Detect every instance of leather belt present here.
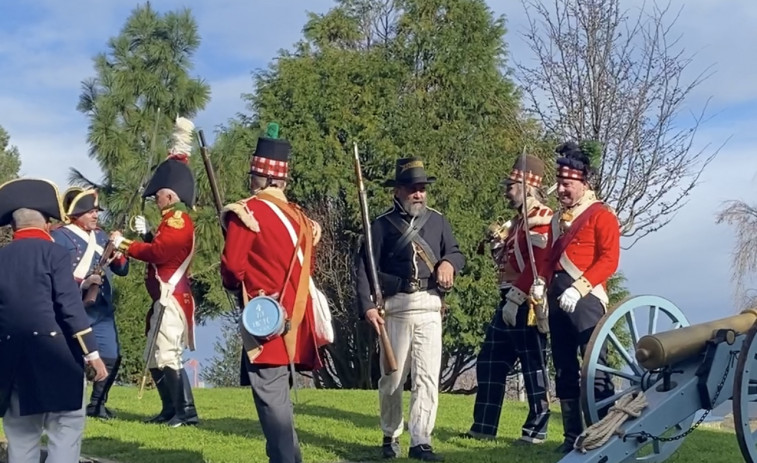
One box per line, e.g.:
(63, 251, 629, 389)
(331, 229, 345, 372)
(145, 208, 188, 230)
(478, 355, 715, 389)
(400, 277, 434, 294)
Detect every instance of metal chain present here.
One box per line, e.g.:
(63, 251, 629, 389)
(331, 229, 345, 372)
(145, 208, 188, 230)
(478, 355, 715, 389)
(624, 350, 738, 443)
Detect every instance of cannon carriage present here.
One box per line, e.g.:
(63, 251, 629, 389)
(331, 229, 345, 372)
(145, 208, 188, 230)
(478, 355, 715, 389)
(559, 295, 757, 463)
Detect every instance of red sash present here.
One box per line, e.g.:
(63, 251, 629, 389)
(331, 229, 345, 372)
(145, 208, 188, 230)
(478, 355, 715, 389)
(547, 202, 604, 281)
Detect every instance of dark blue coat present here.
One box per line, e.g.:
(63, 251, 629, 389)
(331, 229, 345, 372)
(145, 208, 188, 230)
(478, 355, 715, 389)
(0, 232, 98, 416)
(51, 225, 129, 359)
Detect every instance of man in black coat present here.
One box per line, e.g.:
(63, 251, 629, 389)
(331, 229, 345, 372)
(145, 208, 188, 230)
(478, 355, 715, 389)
(0, 178, 107, 463)
(356, 157, 465, 462)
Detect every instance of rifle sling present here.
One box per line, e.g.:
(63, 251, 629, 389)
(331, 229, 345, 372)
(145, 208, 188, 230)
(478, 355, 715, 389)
(385, 212, 438, 272)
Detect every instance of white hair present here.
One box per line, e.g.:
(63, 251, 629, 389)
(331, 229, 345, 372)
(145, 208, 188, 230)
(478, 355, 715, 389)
(10, 208, 47, 230)
(157, 188, 181, 205)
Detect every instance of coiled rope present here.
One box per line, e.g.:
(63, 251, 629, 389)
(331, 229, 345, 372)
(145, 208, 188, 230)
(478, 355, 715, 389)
(574, 391, 648, 453)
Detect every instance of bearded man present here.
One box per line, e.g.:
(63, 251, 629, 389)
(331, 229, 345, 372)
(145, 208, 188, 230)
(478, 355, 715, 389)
(355, 157, 465, 462)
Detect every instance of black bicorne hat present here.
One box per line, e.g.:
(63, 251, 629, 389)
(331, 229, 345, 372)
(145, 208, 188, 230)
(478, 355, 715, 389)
(0, 178, 65, 226)
(382, 157, 437, 187)
(142, 159, 196, 208)
(62, 187, 103, 219)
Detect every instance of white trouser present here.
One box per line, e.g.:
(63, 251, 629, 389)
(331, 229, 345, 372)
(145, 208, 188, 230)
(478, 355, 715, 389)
(3, 379, 87, 463)
(144, 297, 187, 370)
(378, 290, 443, 447)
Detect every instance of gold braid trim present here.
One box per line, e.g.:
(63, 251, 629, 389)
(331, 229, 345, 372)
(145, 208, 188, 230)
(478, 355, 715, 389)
(72, 327, 93, 354)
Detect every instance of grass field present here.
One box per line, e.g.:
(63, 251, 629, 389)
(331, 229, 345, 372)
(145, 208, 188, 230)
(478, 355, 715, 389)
(0, 386, 744, 462)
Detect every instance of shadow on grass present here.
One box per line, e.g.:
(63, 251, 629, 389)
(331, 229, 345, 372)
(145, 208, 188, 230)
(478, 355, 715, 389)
(83, 436, 205, 463)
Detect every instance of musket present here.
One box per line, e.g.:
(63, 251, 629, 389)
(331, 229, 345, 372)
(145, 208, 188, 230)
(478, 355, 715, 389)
(197, 129, 224, 223)
(352, 142, 398, 375)
(82, 240, 117, 307)
(195, 128, 247, 317)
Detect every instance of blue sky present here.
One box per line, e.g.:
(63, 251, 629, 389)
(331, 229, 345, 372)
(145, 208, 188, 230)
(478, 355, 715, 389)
(2, 0, 757, 373)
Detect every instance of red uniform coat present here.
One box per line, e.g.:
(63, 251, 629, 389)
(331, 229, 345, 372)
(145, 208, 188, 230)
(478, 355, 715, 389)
(493, 199, 553, 305)
(548, 194, 620, 305)
(220, 189, 321, 371)
(124, 207, 196, 349)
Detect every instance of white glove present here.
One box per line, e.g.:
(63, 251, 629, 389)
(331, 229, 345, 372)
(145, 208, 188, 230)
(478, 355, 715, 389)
(558, 287, 581, 313)
(501, 300, 519, 326)
(530, 278, 546, 301)
(133, 215, 149, 235)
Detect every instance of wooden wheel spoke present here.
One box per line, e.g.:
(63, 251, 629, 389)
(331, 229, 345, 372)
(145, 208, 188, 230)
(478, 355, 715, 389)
(596, 363, 640, 383)
(608, 331, 643, 376)
(648, 305, 659, 335)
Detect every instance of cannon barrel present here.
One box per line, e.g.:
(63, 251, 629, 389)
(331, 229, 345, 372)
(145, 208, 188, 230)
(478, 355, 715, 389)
(635, 309, 757, 370)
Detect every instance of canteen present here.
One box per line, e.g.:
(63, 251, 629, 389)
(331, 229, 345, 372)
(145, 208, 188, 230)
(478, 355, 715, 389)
(241, 295, 287, 341)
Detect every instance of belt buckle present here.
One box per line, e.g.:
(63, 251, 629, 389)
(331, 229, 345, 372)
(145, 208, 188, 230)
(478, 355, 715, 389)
(407, 278, 420, 293)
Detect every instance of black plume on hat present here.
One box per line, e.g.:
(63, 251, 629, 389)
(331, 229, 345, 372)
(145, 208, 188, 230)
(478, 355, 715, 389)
(555, 141, 593, 178)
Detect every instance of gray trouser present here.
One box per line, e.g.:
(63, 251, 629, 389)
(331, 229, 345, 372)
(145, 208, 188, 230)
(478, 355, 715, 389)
(248, 365, 302, 463)
(2, 380, 87, 463)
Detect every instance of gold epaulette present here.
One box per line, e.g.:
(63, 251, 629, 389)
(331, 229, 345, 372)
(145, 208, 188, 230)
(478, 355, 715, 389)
(166, 210, 185, 229)
(221, 198, 260, 232)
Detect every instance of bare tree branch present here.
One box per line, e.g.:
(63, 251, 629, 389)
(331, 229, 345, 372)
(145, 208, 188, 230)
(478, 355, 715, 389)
(515, 0, 721, 248)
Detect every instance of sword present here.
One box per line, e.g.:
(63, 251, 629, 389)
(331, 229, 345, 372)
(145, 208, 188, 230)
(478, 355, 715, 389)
(519, 150, 548, 327)
(519, 149, 539, 280)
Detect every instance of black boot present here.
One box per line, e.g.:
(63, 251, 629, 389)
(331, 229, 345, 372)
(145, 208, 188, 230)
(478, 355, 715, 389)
(86, 356, 119, 419)
(556, 399, 583, 454)
(164, 368, 199, 427)
(144, 368, 175, 424)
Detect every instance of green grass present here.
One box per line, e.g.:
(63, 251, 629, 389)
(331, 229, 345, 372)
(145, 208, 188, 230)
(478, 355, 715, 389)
(0, 387, 744, 462)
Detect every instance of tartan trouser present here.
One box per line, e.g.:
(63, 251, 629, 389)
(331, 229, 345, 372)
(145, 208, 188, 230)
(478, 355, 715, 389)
(469, 290, 551, 439)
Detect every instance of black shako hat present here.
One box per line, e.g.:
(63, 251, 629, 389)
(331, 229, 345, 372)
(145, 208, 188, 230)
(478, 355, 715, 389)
(382, 157, 437, 188)
(0, 178, 65, 226)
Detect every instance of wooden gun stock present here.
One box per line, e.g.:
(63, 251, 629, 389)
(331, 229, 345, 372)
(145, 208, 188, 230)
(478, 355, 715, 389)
(352, 142, 398, 375)
(83, 241, 117, 307)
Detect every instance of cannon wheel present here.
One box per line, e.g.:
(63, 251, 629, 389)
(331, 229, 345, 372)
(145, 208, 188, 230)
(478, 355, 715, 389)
(734, 320, 757, 462)
(580, 295, 691, 459)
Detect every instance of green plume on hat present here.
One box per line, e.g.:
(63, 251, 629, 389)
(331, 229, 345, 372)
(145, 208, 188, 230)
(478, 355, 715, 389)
(579, 139, 602, 168)
(265, 122, 279, 139)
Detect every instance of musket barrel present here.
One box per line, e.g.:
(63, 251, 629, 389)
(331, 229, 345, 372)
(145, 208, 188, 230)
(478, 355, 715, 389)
(635, 309, 757, 370)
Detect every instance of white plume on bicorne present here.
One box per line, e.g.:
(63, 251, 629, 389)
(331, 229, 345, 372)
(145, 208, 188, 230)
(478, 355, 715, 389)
(168, 116, 195, 158)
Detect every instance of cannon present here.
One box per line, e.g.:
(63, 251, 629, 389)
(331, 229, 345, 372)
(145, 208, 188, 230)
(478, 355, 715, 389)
(557, 295, 757, 463)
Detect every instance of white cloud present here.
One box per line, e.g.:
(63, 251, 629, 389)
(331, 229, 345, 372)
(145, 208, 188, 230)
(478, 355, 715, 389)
(2, 0, 756, 337)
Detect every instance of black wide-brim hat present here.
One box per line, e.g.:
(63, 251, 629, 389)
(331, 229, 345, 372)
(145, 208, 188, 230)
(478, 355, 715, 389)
(62, 187, 103, 218)
(0, 178, 65, 226)
(382, 157, 437, 187)
(142, 159, 196, 207)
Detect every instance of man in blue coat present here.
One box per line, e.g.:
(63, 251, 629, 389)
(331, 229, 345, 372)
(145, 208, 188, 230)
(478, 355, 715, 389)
(0, 178, 108, 463)
(51, 187, 129, 419)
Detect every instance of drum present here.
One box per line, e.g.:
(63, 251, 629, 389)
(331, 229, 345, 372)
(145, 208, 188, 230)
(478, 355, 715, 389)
(241, 295, 287, 341)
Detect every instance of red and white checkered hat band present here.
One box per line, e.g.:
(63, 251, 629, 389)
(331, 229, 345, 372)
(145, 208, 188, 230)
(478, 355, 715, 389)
(509, 169, 542, 188)
(250, 156, 288, 179)
(557, 165, 584, 180)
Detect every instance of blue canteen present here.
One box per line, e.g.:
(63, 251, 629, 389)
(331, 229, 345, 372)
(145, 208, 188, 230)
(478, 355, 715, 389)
(241, 295, 287, 341)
